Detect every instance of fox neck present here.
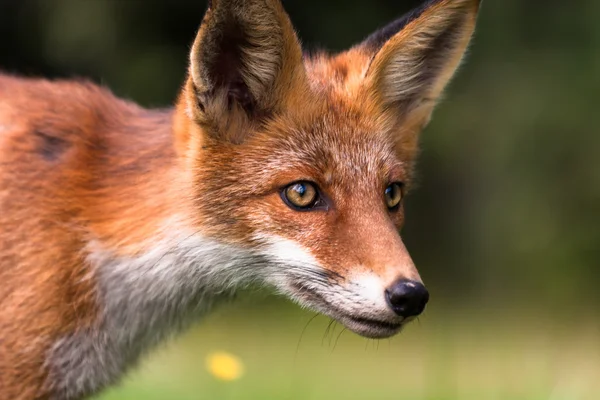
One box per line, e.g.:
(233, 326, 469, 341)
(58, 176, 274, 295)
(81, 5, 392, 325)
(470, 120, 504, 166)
(46, 108, 261, 399)
(48, 233, 265, 399)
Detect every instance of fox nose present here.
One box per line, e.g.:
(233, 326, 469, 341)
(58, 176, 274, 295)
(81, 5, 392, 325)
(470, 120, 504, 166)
(385, 280, 429, 318)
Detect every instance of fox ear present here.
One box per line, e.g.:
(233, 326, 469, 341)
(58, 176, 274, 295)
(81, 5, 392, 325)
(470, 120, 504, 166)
(363, 0, 481, 127)
(187, 0, 306, 140)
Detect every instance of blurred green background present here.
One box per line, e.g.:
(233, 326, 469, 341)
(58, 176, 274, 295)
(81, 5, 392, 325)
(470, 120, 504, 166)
(1, 0, 598, 399)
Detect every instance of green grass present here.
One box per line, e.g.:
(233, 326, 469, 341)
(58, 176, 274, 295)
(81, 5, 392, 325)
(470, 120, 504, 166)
(97, 298, 600, 400)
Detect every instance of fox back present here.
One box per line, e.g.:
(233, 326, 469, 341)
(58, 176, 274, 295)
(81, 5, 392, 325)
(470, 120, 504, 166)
(0, 0, 481, 399)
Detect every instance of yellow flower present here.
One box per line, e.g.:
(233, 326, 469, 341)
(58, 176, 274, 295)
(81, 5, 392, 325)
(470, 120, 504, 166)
(206, 351, 245, 381)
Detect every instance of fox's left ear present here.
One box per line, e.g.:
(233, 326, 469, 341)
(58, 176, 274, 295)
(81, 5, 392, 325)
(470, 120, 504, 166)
(363, 0, 481, 128)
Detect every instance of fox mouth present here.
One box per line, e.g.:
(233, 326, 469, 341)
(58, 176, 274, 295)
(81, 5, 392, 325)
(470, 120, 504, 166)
(338, 314, 404, 339)
(290, 282, 404, 339)
(348, 315, 403, 331)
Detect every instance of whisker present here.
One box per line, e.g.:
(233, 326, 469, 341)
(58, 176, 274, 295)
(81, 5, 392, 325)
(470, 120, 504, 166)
(322, 319, 335, 346)
(332, 327, 347, 352)
(328, 321, 338, 347)
(294, 313, 319, 366)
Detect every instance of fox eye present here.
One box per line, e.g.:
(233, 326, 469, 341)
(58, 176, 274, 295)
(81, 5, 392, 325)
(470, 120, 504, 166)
(385, 183, 404, 210)
(281, 182, 321, 211)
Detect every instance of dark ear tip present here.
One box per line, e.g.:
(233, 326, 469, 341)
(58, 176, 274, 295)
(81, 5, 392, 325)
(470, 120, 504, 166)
(362, 0, 482, 51)
(361, 1, 431, 51)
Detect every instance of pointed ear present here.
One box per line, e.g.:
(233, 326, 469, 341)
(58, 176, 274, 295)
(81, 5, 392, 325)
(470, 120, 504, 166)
(186, 0, 307, 141)
(364, 0, 481, 127)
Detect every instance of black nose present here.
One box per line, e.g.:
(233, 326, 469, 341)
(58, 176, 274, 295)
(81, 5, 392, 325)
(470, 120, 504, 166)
(385, 280, 429, 318)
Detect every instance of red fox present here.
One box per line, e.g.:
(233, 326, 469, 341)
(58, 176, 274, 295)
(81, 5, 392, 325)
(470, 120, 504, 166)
(0, 0, 481, 398)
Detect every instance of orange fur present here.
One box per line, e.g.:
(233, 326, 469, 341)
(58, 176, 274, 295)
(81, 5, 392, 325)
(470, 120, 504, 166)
(0, 1, 480, 398)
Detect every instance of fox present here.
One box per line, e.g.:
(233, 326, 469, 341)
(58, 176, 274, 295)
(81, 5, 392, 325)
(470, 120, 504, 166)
(0, 0, 481, 398)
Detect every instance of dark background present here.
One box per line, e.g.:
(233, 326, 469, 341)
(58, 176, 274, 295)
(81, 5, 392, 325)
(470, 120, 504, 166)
(1, 1, 598, 399)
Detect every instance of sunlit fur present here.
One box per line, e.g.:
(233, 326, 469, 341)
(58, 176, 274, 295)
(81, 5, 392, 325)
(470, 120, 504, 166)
(0, 0, 480, 398)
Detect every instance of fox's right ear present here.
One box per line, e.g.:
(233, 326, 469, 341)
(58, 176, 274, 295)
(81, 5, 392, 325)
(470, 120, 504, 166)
(185, 0, 307, 142)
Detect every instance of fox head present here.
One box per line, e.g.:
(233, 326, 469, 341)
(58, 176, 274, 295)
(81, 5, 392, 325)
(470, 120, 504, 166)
(174, 0, 481, 338)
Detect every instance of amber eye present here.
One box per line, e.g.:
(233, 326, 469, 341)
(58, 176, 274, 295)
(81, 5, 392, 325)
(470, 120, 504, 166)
(281, 182, 320, 210)
(385, 183, 404, 210)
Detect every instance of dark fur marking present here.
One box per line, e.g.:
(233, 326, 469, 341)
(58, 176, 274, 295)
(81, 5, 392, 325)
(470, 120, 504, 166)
(33, 129, 69, 161)
(201, 19, 257, 116)
(362, 0, 444, 51)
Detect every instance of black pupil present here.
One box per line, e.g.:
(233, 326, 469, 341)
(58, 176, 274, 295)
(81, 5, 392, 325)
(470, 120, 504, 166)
(386, 184, 401, 208)
(385, 185, 396, 200)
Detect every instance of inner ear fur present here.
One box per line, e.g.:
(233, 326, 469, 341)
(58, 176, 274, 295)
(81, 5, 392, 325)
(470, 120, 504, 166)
(186, 0, 308, 142)
(364, 0, 481, 127)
